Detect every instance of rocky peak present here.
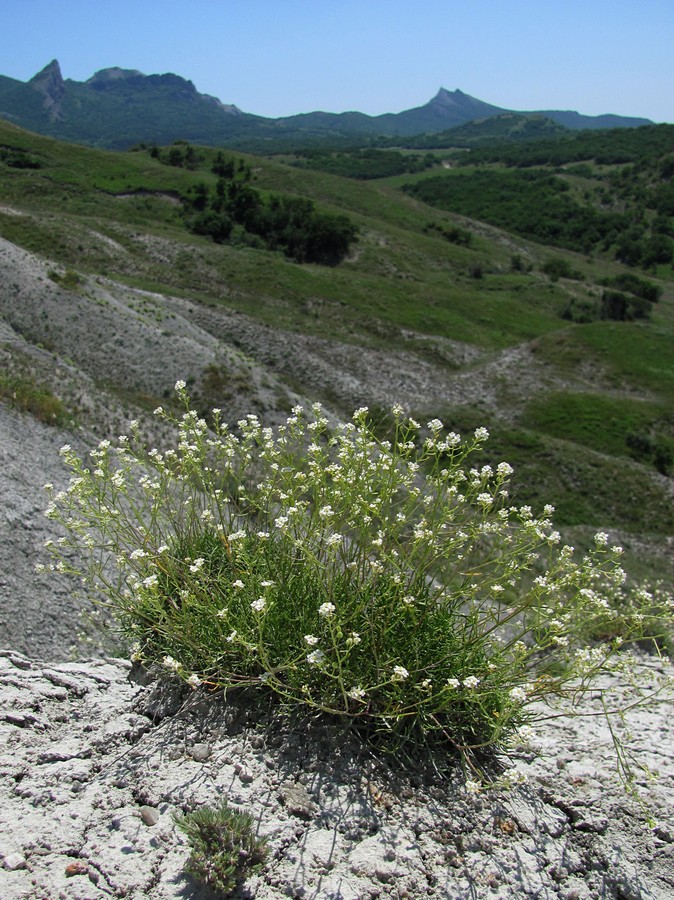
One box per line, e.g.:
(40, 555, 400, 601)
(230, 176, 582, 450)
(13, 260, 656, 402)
(28, 59, 65, 119)
(429, 88, 467, 109)
(86, 66, 145, 85)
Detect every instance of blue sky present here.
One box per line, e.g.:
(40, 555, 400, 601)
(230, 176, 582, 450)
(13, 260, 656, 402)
(3, 0, 673, 122)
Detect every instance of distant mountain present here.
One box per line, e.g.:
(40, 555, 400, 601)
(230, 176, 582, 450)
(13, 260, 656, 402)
(0, 60, 653, 151)
(389, 113, 571, 149)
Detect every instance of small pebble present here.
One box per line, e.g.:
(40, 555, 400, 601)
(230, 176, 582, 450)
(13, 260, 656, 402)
(3, 852, 27, 871)
(65, 861, 88, 877)
(190, 743, 211, 762)
(140, 805, 160, 827)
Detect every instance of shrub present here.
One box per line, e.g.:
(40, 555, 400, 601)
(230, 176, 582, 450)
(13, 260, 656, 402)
(42, 386, 672, 783)
(541, 258, 583, 282)
(600, 290, 652, 321)
(602, 273, 661, 303)
(48, 268, 83, 292)
(560, 296, 599, 323)
(0, 374, 71, 426)
(176, 801, 267, 894)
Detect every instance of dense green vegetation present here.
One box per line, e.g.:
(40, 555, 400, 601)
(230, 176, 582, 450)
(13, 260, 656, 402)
(453, 123, 674, 167)
(403, 164, 674, 269)
(180, 154, 358, 264)
(404, 168, 630, 255)
(397, 123, 674, 273)
(291, 147, 435, 179)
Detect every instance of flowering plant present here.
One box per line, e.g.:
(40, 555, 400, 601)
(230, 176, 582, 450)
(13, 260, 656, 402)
(43, 384, 672, 779)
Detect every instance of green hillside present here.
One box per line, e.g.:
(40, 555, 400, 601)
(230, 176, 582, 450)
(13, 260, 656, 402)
(0, 118, 672, 582)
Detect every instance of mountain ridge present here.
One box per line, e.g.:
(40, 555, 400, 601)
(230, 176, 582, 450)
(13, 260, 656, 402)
(0, 59, 653, 150)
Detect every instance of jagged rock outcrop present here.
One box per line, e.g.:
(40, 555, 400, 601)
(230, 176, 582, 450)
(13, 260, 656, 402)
(28, 59, 65, 120)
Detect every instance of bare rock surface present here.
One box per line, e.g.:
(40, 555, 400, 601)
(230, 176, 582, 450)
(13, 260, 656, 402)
(0, 648, 673, 899)
(0, 406, 101, 661)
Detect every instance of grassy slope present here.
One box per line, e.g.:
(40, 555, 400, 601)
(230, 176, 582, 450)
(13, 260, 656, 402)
(0, 119, 672, 581)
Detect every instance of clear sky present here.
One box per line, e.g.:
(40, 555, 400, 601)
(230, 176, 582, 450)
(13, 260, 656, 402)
(2, 0, 673, 123)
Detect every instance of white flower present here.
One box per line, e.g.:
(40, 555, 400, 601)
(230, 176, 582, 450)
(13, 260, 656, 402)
(187, 674, 201, 689)
(465, 779, 482, 795)
(463, 675, 480, 689)
(497, 462, 514, 477)
(307, 649, 325, 665)
(474, 427, 489, 441)
(226, 630, 238, 642)
(260, 580, 275, 588)
(228, 530, 246, 541)
(402, 595, 415, 606)
(346, 632, 361, 646)
(594, 531, 609, 546)
(189, 558, 205, 573)
(318, 602, 336, 618)
(446, 677, 461, 690)
(251, 597, 266, 613)
(304, 634, 319, 646)
(175, 379, 186, 391)
(348, 686, 366, 701)
(391, 665, 409, 682)
(142, 574, 158, 589)
(509, 686, 527, 703)
(232, 579, 244, 589)
(274, 516, 289, 528)
(162, 655, 181, 672)
(319, 505, 334, 519)
(443, 432, 461, 448)
(427, 418, 444, 432)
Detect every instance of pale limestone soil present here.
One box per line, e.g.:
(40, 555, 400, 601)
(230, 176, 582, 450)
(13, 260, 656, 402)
(0, 650, 672, 899)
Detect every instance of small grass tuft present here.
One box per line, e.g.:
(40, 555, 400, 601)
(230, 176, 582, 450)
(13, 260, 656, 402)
(176, 801, 267, 895)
